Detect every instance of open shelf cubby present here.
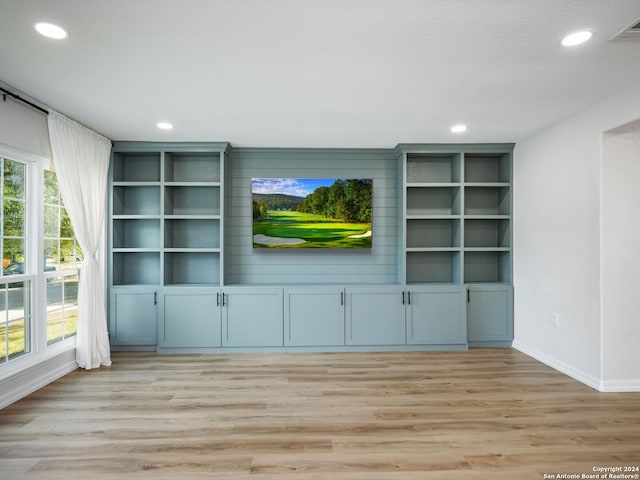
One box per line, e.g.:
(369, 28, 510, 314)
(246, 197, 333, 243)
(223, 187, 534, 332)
(463, 251, 510, 283)
(164, 152, 221, 183)
(464, 186, 510, 216)
(464, 219, 510, 248)
(164, 219, 220, 249)
(112, 186, 161, 216)
(112, 152, 161, 183)
(112, 252, 160, 285)
(164, 252, 220, 285)
(406, 153, 461, 184)
(464, 153, 510, 183)
(406, 187, 461, 216)
(164, 186, 221, 216)
(113, 219, 161, 249)
(406, 219, 460, 249)
(406, 251, 461, 284)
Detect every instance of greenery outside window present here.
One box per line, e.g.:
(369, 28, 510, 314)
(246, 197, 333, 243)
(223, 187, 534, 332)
(0, 157, 30, 363)
(44, 170, 81, 345)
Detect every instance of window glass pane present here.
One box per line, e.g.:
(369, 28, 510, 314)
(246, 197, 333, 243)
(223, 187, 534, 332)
(4, 160, 25, 200)
(47, 276, 77, 344)
(60, 239, 79, 269)
(46, 276, 64, 344)
(44, 169, 59, 204)
(44, 205, 59, 238)
(44, 239, 59, 270)
(3, 199, 25, 237)
(1, 281, 30, 361)
(2, 239, 24, 276)
(64, 273, 78, 338)
(60, 208, 73, 238)
(43, 170, 81, 274)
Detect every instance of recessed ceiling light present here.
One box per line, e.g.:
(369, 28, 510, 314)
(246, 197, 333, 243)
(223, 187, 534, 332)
(451, 124, 467, 133)
(34, 22, 68, 40)
(157, 122, 174, 130)
(561, 30, 592, 47)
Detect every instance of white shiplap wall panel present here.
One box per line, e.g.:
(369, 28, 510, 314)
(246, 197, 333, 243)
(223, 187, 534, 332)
(225, 148, 399, 285)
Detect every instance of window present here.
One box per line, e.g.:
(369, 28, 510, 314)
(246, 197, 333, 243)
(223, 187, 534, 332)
(0, 157, 30, 363)
(0, 150, 81, 366)
(44, 170, 81, 345)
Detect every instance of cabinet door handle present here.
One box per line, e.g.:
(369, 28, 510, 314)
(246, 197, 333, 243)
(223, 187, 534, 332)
(467, 289, 470, 303)
(222, 293, 226, 307)
(217, 292, 220, 307)
(407, 291, 411, 305)
(402, 291, 405, 305)
(154, 291, 157, 305)
(340, 291, 344, 306)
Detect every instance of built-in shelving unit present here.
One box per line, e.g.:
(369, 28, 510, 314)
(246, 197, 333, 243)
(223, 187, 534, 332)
(403, 152, 463, 284)
(462, 152, 512, 285)
(109, 142, 513, 350)
(397, 145, 513, 285)
(396, 144, 514, 347)
(109, 145, 228, 288)
(111, 152, 162, 287)
(109, 143, 229, 347)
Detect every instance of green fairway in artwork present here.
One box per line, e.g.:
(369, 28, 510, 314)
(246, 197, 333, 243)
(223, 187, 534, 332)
(253, 211, 372, 248)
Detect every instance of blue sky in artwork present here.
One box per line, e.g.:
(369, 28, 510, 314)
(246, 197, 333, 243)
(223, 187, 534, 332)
(252, 178, 339, 198)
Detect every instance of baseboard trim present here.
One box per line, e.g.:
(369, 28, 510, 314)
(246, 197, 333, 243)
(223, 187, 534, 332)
(598, 378, 640, 392)
(156, 344, 469, 354)
(512, 340, 602, 391)
(0, 349, 78, 409)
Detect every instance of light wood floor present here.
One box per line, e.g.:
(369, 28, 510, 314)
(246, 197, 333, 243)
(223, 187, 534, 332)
(1, 349, 639, 479)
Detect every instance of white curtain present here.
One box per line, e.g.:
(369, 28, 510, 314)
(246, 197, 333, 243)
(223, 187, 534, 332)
(48, 111, 112, 369)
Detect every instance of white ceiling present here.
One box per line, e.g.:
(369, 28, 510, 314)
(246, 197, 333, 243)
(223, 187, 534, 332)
(1, 0, 640, 147)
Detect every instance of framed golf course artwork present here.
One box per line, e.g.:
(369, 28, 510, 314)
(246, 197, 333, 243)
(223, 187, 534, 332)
(251, 178, 373, 249)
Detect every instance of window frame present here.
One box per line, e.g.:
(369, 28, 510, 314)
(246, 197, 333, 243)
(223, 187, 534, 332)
(0, 143, 77, 376)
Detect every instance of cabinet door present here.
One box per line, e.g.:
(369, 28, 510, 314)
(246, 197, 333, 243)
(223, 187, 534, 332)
(346, 286, 406, 345)
(109, 288, 157, 346)
(284, 287, 344, 346)
(406, 285, 466, 345)
(158, 288, 221, 348)
(222, 287, 283, 347)
(467, 285, 513, 346)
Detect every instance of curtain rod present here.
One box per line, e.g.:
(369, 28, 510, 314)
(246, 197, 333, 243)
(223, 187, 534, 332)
(0, 86, 49, 116)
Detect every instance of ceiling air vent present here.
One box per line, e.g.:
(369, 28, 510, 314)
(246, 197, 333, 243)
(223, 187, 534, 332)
(612, 19, 640, 40)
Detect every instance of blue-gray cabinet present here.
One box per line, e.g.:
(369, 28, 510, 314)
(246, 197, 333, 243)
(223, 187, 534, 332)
(344, 285, 467, 347)
(406, 285, 467, 345)
(222, 287, 283, 347)
(345, 286, 406, 345)
(157, 288, 221, 348)
(284, 287, 345, 346)
(109, 287, 157, 346)
(467, 285, 513, 346)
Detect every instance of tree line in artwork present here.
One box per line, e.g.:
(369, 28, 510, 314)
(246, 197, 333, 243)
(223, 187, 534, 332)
(252, 194, 302, 219)
(253, 179, 373, 223)
(297, 179, 372, 223)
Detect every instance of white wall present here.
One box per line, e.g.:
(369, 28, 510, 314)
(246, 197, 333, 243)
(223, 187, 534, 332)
(601, 121, 640, 391)
(514, 80, 640, 391)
